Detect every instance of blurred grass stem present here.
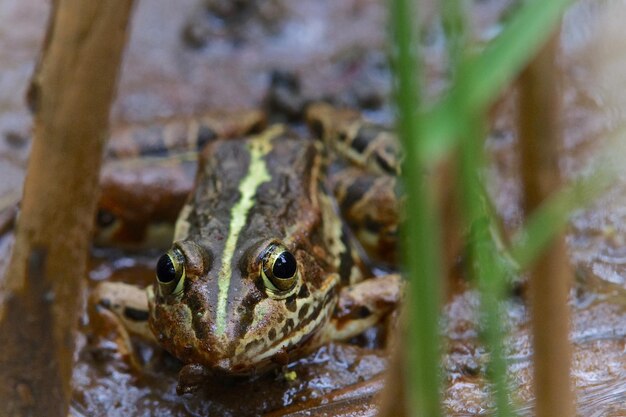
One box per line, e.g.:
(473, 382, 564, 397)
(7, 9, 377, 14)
(390, 0, 443, 415)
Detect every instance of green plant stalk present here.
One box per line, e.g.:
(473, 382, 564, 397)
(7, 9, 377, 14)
(445, 0, 515, 409)
(419, 0, 574, 165)
(441, 0, 467, 72)
(457, 111, 514, 416)
(390, 0, 443, 415)
(477, 250, 514, 417)
(511, 169, 613, 268)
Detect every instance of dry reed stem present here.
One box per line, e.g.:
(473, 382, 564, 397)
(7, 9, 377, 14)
(0, 1, 135, 415)
(518, 33, 574, 417)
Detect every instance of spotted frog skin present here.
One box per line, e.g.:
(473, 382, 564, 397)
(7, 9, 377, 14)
(94, 106, 403, 394)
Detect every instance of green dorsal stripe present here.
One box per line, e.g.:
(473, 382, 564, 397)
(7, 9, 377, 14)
(215, 126, 282, 335)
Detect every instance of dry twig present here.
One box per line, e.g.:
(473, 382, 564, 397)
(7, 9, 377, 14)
(0, 1, 135, 415)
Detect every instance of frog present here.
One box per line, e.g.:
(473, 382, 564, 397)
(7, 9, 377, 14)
(92, 102, 404, 394)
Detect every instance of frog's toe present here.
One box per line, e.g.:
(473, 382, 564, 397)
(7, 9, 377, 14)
(177, 363, 211, 395)
(325, 273, 404, 342)
(91, 282, 155, 342)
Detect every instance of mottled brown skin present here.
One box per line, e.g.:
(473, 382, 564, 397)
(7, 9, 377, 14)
(96, 109, 266, 245)
(331, 166, 400, 265)
(148, 128, 353, 375)
(306, 103, 401, 265)
(306, 103, 401, 176)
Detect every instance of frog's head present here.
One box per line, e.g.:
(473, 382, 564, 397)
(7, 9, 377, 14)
(147, 130, 339, 375)
(147, 237, 336, 375)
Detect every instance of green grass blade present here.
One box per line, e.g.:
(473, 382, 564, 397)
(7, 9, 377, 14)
(419, 0, 574, 164)
(440, 2, 575, 414)
(442, 0, 467, 72)
(511, 171, 613, 268)
(457, 113, 515, 417)
(390, 0, 443, 415)
(458, 0, 572, 115)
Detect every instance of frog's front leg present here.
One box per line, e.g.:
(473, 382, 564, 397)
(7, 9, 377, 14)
(323, 274, 404, 342)
(90, 282, 155, 370)
(93, 283, 211, 394)
(92, 281, 155, 342)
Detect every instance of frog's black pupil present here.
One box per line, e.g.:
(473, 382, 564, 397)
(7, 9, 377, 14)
(156, 254, 176, 283)
(273, 251, 297, 279)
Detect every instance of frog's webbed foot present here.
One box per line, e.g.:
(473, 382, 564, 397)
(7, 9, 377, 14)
(324, 274, 404, 342)
(177, 363, 211, 395)
(90, 282, 155, 370)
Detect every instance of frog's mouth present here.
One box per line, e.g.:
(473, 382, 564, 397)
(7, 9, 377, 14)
(224, 288, 338, 372)
(163, 287, 337, 376)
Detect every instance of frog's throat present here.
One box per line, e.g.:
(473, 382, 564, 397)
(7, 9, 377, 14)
(215, 125, 282, 336)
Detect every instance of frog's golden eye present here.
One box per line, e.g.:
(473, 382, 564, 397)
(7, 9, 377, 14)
(261, 243, 298, 293)
(156, 248, 186, 296)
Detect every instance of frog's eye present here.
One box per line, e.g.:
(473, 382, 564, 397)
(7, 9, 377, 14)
(260, 243, 298, 293)
(156, 248, 186, 296)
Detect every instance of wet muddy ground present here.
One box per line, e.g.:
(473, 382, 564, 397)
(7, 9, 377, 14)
(1, 0, 625, 415)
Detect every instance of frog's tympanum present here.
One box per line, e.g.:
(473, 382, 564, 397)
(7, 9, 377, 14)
(94, 104, 403, 394)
